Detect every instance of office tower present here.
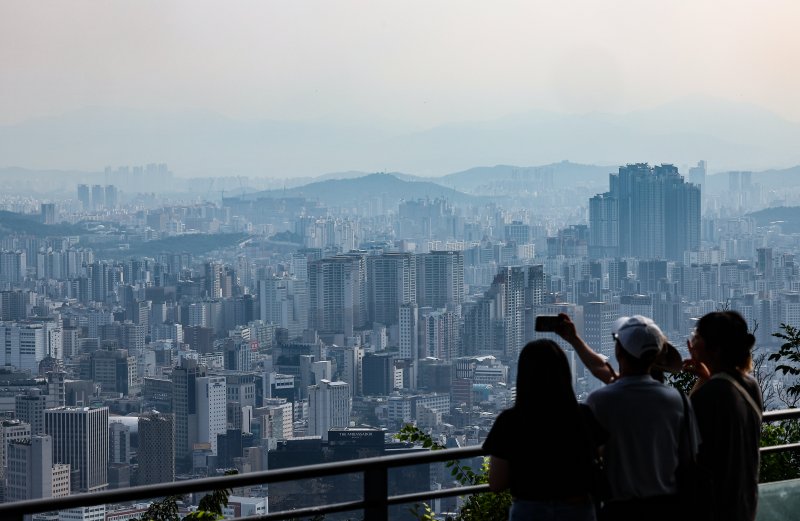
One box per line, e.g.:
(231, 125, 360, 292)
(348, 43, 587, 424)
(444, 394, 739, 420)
(504, 221, 531, 245)
(40, 203, 56, 225)
(362, 353, 396, 396)
(90, 185, 105, 211)
(45, 406, 109, 493)
(589, 164, 700, 260)
(620, 294, 653, 318)
(223, 337, 253, 371)
(171, 359, 207, 463)
(417, 251, 464, 312)
(367, 253, 416, 327)
(0, 420, 32, 482)
(341, 345, 363, 397)
(46, 371, 67, 408)
(308, 380, 351, 441)
(195, 376, 226, 455)
(637, 260, 668, 293)
(90, 349, 137, 395)
(688, 160, 706, 191)
(260, 399, 293, 440)
(183, 325, 214, 354)
(0, 290, 27, 321)
(0, 322, 47, 373)
(16, 388, 47, 435)
(62, 326, 80, 359)
(226, 374, 257, 409)
(108, 422, 131, 464)
(77, 184, 90, 210)
(138, 412, 175, 485)
(6, 435, 54, 502)
(308, 254, 367, 337)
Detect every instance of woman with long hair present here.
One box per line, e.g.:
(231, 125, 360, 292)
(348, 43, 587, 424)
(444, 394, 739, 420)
(484, 339, 606, 521)
(684, 310, 762, 521)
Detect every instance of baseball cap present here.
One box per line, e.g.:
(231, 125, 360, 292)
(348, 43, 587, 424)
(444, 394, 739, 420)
(612, 315, 682, 371)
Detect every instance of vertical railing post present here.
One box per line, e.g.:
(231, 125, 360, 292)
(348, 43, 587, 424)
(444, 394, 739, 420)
(364, 465, 388, 521)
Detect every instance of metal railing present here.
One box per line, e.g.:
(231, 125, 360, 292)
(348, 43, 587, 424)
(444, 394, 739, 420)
(0, 408, 798, 521)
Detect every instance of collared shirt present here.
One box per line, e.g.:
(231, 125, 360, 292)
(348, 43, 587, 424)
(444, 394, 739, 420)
(586, 374, 698, 501)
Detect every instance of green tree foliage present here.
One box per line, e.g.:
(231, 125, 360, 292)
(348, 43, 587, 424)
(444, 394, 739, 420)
(771, 323, 800, 403)
(138, 470, 237, 521)
(760, 421, 800, 483)
(138, 495, 181, 521)
(396, 424, 511, 521)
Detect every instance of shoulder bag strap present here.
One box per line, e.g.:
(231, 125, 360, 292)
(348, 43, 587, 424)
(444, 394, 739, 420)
(678, 392, 697, 461)
(710, 372, 763, 419)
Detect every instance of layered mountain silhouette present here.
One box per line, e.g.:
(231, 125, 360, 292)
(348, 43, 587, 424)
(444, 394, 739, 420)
(2, 96, 800, 178)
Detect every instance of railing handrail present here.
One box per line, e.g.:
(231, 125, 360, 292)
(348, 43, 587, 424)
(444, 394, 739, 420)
(0, 445, 486, 519)
(0, 407, 798, 520)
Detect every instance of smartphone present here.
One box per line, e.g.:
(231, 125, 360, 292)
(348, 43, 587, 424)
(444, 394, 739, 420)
(535, 315, 561, 332)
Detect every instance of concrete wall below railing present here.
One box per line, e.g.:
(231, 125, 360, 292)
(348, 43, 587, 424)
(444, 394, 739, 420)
(757, 479, 800, 521)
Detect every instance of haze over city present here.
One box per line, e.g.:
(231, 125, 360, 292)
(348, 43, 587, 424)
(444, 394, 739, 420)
(0, 3, 799, 521)
(2, 1, 800, 176)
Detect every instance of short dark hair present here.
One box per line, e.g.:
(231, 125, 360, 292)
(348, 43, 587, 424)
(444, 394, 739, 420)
(696, 311, 755, 371)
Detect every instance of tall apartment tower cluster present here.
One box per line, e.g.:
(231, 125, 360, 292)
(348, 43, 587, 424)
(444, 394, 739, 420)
(589, 164, 700, 260)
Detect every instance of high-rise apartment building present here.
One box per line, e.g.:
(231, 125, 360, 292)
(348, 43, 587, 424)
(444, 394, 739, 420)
(90, 185, 105, 211)
(137, 412, 175, 485)
(367, 253, 416, 327)
(589, 164, 700, 260)
(463, 266, 525, 360)
(417, 251, 464, 312)
(688, 160, 706, 191)
(308, 254, 367, 337)
(77, 184, 90, 211)
(44, 406, 109, 493)
(258, 275, 308, 338)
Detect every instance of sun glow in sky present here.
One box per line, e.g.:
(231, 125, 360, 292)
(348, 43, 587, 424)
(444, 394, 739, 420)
(2, 0, 800, 127)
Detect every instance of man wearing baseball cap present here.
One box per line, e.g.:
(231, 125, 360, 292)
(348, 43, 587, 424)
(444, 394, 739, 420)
(586, 315, 697, 520)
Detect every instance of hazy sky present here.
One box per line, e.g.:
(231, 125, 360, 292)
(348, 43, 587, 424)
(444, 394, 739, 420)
(2, 0, 800, 128)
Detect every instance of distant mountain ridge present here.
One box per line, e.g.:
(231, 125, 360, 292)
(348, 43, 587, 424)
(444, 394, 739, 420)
(240, 172, 491, 206)
(2, 97, 800, 177)
(747, 206, 800, 234)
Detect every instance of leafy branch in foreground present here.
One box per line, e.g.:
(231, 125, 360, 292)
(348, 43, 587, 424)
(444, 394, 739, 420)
(138, 470, 238, 521)
(396, 424, 510, 521)
(771, 323, 800, 405)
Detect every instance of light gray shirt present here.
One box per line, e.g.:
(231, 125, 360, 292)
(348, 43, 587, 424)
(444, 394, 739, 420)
(586, 374, 699, 501)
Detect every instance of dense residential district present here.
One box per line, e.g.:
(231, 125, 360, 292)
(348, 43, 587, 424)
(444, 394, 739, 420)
(0, 161, 797, 519)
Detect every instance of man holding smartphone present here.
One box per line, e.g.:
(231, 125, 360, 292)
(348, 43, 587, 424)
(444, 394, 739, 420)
(550, 313, 696, 520)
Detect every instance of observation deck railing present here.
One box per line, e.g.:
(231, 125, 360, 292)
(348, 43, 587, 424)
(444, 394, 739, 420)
(0, 408, 798, 521)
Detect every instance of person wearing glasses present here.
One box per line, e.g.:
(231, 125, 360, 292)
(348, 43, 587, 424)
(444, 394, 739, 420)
(684, 311, 762, 521)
